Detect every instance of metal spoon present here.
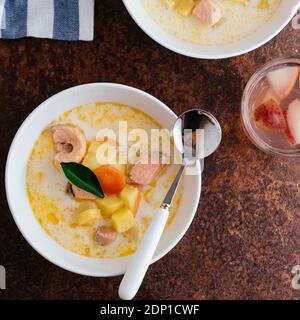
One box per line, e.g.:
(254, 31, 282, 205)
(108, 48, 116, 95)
(119, 109, 222, 300)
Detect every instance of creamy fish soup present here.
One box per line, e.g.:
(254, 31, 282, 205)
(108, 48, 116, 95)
(141, 0, 281, 45)
(26, 103, 183, 259)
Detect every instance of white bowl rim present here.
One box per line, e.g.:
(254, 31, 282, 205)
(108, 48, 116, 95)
(5, 83, 201, 277)
(123, 0, 300, 59)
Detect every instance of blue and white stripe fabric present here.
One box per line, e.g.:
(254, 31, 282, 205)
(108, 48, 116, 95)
(0, 0, 94, 41)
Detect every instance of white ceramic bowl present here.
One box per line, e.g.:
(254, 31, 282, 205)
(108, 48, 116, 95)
(123, 0, 300, 59)
(5, 83, 201, 277)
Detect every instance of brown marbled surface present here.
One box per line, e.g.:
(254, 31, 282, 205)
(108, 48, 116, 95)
(0, 0, 300, 300)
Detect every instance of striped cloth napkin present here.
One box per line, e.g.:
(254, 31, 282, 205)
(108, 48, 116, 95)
(0, 0, 94, 41)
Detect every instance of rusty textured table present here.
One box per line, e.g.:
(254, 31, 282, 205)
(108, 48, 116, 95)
(1, 0, 300, 300)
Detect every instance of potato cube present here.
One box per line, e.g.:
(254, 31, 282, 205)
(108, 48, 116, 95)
(174, 0, 195, 17)
(95, 141, 117, 166)
(77, 201, 98, 212)
(258, 0, 269, 9)
(76, 209, 101, 225)
(120, 185, 142, 215)
(111, 163, 126, 173)
(82, 140, 102, 170)
(125, 224, 141, 242)
(83, 140, 126, 172)
(111, 207, 136, 233)
(96, 195, 124, 217)
(162, 0, 176, 8)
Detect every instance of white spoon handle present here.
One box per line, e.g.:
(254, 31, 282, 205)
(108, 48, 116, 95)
(118, 207, 169, 300)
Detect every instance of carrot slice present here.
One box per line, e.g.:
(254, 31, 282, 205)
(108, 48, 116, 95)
(94, 165, 126, 195)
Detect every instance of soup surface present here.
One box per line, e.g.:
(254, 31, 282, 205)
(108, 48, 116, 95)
(26, 102, 183, 259)
(141, 0, 281, 45)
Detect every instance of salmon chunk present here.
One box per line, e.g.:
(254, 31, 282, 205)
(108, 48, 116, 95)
(193, 0, 223, 26)
(95, 226, 117, 246)
(129, 154, 166, 185)
(51, 124, 87, 166)
(71, 184, 97, 200)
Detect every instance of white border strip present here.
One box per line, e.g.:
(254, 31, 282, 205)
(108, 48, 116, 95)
(0, 0, 5, 36)
(27, 0, 54, 39)
(79, 0, 94, 40)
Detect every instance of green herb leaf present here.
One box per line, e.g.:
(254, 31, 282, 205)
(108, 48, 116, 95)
(61, 162, 104, 198)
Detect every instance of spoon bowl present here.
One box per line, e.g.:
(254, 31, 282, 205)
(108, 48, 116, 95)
(173, 109, 222, 159)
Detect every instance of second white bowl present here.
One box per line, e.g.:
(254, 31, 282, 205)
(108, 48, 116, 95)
(123, 0, 300, 59)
